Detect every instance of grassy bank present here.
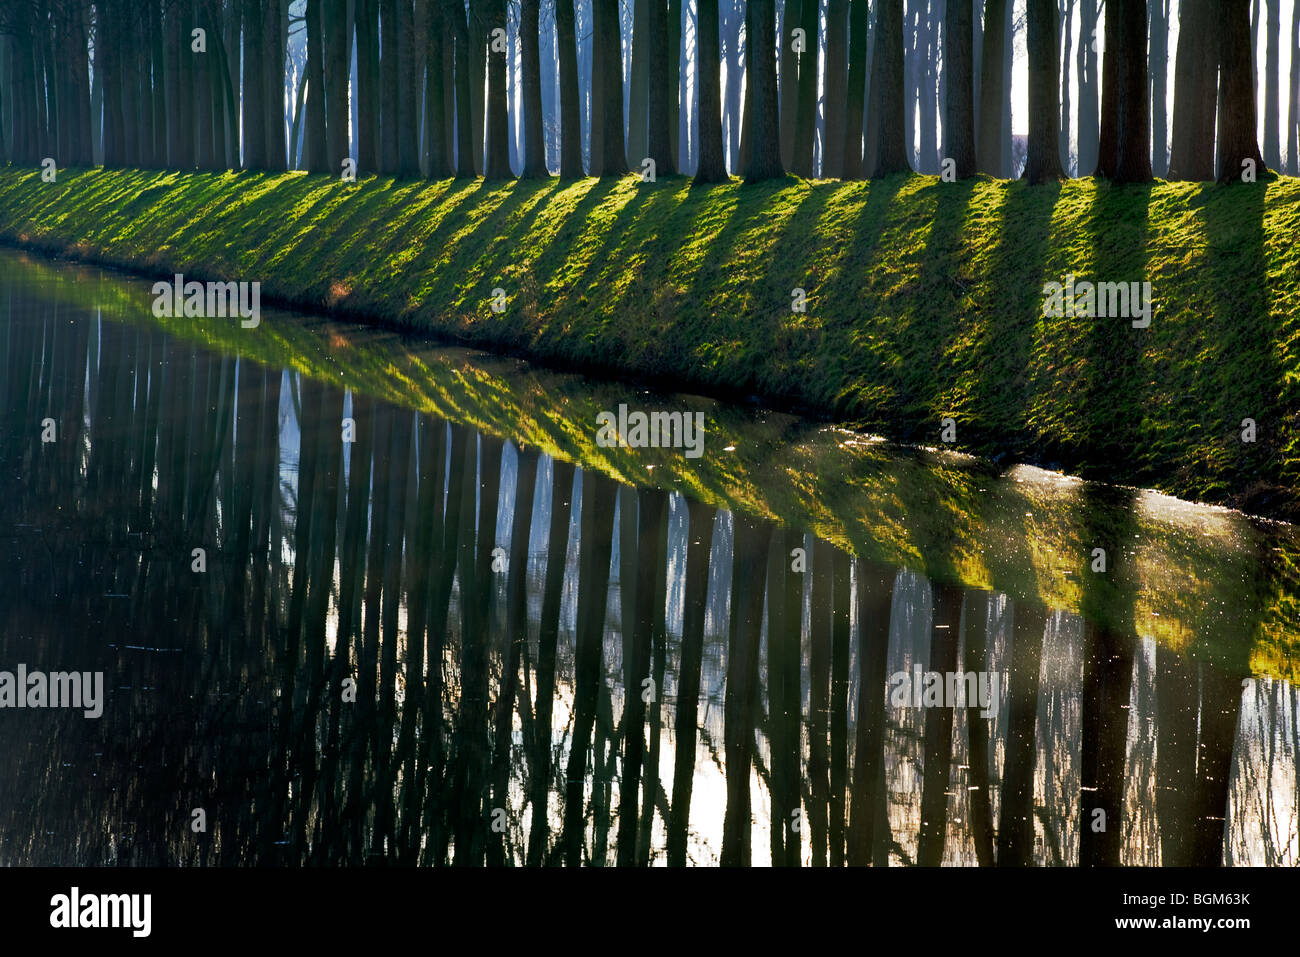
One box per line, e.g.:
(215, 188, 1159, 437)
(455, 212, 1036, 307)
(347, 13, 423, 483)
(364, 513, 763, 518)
(0, 165, 1296, 519)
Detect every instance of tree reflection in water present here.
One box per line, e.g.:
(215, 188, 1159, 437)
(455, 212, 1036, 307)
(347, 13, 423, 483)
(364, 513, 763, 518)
(1, 265, 1297, 868)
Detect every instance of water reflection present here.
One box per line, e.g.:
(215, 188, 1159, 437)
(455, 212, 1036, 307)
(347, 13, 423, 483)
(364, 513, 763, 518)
(1, 254, 1298, 866)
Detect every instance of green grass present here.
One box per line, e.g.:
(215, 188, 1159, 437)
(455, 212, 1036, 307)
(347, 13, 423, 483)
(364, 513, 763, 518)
(1, 164, 1297, 519)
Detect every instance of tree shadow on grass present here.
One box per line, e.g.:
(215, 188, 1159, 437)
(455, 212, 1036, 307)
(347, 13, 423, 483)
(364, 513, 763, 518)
(966, 180, 1061, 459)
(1072, 182, 1152, 482)
(444, 177, 567, 311)
(1202, 182, 1285, 514)
(909, 176, 980, 431)
(525, 177, 627, 308)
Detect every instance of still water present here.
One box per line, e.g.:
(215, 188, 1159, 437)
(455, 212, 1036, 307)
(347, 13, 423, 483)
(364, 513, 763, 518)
(2, 247, 1298, 866)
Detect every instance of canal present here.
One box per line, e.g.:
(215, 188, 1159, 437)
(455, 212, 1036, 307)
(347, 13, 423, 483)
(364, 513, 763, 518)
(1, 247, 1298, 866)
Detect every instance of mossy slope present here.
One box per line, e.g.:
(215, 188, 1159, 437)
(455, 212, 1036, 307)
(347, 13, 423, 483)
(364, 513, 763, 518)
(0, 166, 1296, 518)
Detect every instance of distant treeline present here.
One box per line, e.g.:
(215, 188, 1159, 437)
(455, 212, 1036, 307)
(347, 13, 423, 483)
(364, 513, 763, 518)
(0, 1, 1291, 184)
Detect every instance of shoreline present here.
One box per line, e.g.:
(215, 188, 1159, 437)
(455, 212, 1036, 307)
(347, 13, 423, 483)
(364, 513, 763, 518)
(1, 165, 1296, 521)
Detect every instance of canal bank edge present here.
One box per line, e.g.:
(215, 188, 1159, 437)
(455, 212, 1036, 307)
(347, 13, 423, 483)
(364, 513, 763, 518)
(0, 165, 1296, 523)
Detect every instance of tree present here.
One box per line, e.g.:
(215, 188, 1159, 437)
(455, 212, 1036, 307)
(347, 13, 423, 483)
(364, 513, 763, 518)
(243, 0, 268, 169)
(977, 0, 1009, 174)
(449, 0, 476, 175)
(1113, 0, 1151, 182)
(842, 0, 870, 178)
(744, 0, 783, 180)
(693, 0, 728, 182)
(1288, 1, 1299, 175)
(1148, 0, 1169, 175)
(647, 0, 675, 175)
(668, 0, 682, 166)
(1061, 0, 1075, 173)
(946, 0, 977, 177)
(380, 0, 399, 173)
(1076, 0, 1100, 173)
(869, 0, 910, 176)
(484, 0, 511, 177)
(1022, 0, 1063, 183)
(791, 0, 820, 175)
(264, 0, 287, 170)
(356, 0, 381, 171)
(628, 0, 650, 164)
(326, 0, 351, 173)
(556, 0, 584, 176)
(304, 0, 329, 172)
(425, 2, 453, 177)
(102, 0, 126, 168)
(1094, 0, 1119, 176)
(1216, 0, 1266, 182)
(779, 0, 802, 169)
(398, 0, 421, 176)
(520, 0, 547, 175)
(591, 0, 626, 175)
(822, 0, 849, 177)
(1262, 0, 1280, 170)
(1167, 0, 1217, 180)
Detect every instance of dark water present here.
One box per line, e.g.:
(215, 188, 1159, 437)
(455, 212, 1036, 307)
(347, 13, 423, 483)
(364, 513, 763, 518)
(2, 247, 1298, 867)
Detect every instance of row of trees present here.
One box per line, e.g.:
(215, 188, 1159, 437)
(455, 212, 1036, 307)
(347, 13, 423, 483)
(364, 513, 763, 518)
(0, 1, 1285, 186)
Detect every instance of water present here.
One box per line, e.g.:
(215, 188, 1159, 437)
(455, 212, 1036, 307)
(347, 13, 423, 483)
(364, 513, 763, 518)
(1, 247, 1298, 866)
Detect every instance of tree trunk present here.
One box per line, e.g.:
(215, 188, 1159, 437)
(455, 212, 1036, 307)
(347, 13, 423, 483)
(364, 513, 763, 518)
(724, 0, 743, 170)
(1148, 0, 1169, 175)
(73, 3, 95, 165)
(946, 0, 977, 177)
(665, 500, 715, 866)
(1262, 0, 1280, 169)
(720, 516, 772, 866)
(779, 0, 800, 169)
(869, 0, 909, 176)
(484, 0, 511, 177)
(1217, 0, 1265, 182)
(1113, 0, 1152, 182)
(561, 471, 617, 866)
(1060, 0, 1074, 173)
(520, 0, 547, 175)
(976, 0, 1008, 174)
(628, 0, 650, 164)
(379, 0, 399, 173)
(1167, 0, 1217, 179)
(264, 0, 287, 170)
(842, 0, 870, 177)
(822, 0, 849, 177)
(693, 0, 728, 182)
(242, 0, 267, 168)
(1288, 0, 1299, 175)
(744, 0, 783, 180)
(648, 0, 675, 174)
(305, 0, 329, 171)
(1076, 0, 1099, 173)
(325, 0, 351, 172)
(1000, 0, 1013, 173)
(102, 0, 126, 168)
(355, 0, 380, 170)
(791, 0, 819, 175)
(556, 0, 584, 175)
(423, 3, 449, 176)
(1094, 0, 1119, 175)
(469, 1, 486, 173)
(917, 2, 938, 173)
(591, 0, 627, 174)
(669, 0, 682, 165)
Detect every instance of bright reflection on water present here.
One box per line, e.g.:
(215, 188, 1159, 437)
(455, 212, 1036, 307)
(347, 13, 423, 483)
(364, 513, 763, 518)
(1, 249, 1298, 866)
